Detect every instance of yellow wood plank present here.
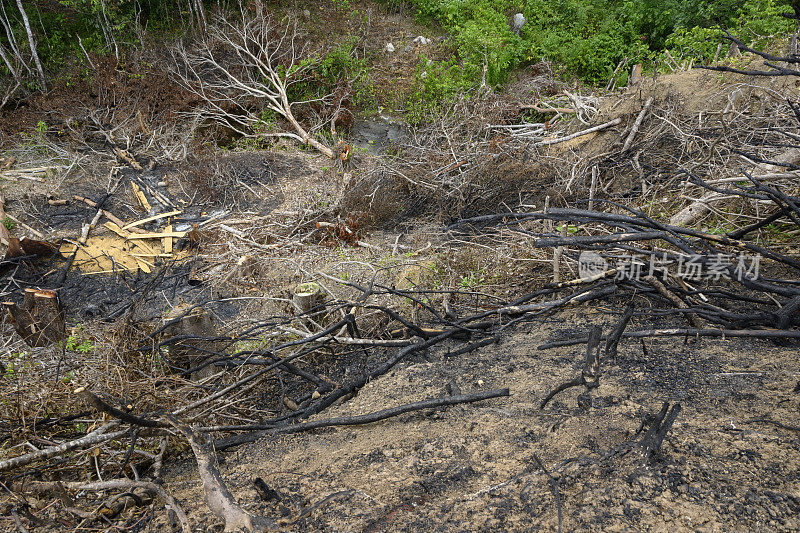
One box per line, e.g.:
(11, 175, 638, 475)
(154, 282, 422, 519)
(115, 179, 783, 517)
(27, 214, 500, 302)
(131, 239, 158, 256)
(104, 221, 131, 239)
(131, 182, 151, 211)
(134, 257, 153, 273)
(164, 224, 173, 254)
(126, 231, 186, 240)
(121, 210, 182, 230)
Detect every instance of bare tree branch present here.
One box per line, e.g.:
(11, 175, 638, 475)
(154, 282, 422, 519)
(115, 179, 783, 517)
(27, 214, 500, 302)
(170, 2, 335, 158)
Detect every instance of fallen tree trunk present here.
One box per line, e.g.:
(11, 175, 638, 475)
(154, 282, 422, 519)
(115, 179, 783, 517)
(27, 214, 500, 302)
(0, 422, 125, 473)
(539, 328, 800, 349)
(163, 414, 276, 532)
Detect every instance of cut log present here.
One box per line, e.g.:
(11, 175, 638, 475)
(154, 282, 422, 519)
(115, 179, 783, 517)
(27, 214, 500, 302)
(669, 192, 727, 227)
(1, 237, 58, 277)
(3, 289, 66, 347)
(293, 282, 326, 330)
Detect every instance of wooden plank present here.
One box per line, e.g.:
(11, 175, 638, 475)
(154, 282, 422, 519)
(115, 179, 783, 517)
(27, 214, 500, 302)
(121, 210, 182, 230)
(103, 221, 133, 239)
(126, 231, 187, 240)
(134, 257, 153, 273)
(103, 221, 131, 239)
(164, 224, 173, 254)
(131, 239, 158, 256)
(131, 182, 151, 211)
(103, 210, 148, 234)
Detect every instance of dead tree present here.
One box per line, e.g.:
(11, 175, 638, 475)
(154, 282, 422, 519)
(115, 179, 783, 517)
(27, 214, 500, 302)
(163, 415, 276, 532)
(13, 0, 45, 90)
(171, 2, 335, 159)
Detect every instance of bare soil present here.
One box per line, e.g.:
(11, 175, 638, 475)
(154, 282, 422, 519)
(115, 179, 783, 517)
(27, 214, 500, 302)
(161, 307, 800, 532)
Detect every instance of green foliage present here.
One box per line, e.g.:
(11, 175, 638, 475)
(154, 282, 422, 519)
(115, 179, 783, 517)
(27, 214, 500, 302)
(734, 0, 795, 39)
(0, 0, 193, 79)
(665, 0, 794, 62)
(407, 0, 796, 89)
(459, 267, 487, 289)
(1, 216, 14, 230)
(2, 351, 30, 378)
(0, 0, 797, 125)
(405, 58, 466, 123)
(328, 0, 353, 13)
(520, 0, 650, 84)
(291, 38, 370, 99)
(65, 329, 94, 354)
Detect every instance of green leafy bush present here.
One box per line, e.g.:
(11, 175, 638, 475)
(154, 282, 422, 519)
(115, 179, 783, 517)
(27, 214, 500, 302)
(407, 0, 795, 89)
(665, 0, 794, 62)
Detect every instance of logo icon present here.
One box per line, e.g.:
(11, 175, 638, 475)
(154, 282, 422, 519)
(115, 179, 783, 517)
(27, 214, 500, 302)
(578, 251, 607, 279)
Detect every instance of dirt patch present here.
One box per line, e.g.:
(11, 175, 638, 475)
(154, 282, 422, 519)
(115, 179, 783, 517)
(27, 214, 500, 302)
(160, 306, 800, 531)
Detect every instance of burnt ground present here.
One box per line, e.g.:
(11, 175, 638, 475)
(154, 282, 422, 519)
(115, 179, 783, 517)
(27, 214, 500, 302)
(2, 11, 800, 531)
(160, 307, 800, 532)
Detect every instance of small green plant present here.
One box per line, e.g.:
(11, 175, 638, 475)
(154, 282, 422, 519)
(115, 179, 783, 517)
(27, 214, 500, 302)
(459, 267, 487, 289)
(1, 216, 14, 230)
(65, 330, 94, 354)
(556, 223, 579, 235)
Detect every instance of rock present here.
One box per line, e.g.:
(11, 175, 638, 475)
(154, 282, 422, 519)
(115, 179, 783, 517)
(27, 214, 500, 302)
(384, 42, 395, 53)
(512, 13, 526, 33)
(413, 35, 431, 45)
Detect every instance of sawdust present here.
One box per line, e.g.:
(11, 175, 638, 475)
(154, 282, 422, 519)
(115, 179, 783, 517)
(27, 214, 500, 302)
(58, 228, 188, 275)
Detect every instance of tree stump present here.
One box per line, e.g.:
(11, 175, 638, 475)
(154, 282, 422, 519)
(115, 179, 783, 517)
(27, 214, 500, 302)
(293, 282, 326, 330)
(161, 305, 222, 381)
(3, 289, 66, 347)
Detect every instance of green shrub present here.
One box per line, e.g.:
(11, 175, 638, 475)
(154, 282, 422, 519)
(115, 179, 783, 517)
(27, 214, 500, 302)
(665, 0, 794, 63)
(405, 58, 468, 123)
(408, 0, 795, 88)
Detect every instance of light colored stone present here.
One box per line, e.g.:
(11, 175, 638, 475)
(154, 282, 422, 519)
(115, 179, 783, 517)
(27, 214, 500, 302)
(384, 42, 395, 53)
(512, 13, 526, 32)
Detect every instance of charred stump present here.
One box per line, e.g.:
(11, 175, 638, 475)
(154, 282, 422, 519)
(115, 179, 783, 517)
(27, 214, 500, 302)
(3, 289, 66, 347)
